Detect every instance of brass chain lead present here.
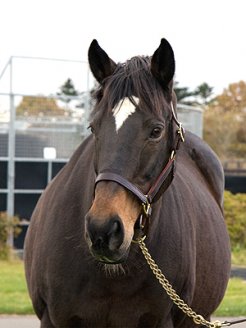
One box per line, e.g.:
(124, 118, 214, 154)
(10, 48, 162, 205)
(137, 238, 229, 328)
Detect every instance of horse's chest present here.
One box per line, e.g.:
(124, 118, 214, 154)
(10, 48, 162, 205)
(54, 277, 166, 327)
(57, 271, 189, 328)
(77, 291, 161, 327)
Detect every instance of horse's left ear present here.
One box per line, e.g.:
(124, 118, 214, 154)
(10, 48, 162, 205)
(88, 39, 117, 84)
(151, 38, 175, 91)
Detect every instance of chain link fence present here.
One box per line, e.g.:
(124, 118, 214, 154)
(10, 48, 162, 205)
(0, 91, 91, 250)
(0, 93, 89, 159)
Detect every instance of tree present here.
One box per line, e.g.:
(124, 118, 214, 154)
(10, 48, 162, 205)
(203, 81, 246, 160)
(174, 82, 214, 106)
(193, 82, 214, 106)
(16, 96, 65, 117)
(214, 80, 246, 112)
(57, 78, 79, 104)
(174, 82, 196, 105)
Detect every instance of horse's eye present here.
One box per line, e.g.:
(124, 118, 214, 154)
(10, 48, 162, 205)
(149, 126, 163, 139)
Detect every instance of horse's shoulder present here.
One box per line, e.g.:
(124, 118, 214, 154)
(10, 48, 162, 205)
(51, 135, 94, 182)
(34, 135, 94, 213)
(68, 135, 94, 166)
(183, 131, 224, 205)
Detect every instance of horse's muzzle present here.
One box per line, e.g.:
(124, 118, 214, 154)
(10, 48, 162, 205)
(85, 214, 128, 264)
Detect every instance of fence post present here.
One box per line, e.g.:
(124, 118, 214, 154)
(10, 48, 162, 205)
(7, 57, 15, 248)
(83, 64, 91, 137)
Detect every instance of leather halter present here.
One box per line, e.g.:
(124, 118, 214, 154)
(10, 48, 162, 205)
(95, 102, 185, 235)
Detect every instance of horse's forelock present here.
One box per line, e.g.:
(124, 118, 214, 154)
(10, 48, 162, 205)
(91, 56, 171, 119)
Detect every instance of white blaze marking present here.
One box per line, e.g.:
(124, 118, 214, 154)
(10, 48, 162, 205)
(113, 97, 139, 132)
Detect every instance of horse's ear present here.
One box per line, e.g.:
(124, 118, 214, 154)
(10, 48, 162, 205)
(88, 40, 117, 84)
(151, 38, 175, 91)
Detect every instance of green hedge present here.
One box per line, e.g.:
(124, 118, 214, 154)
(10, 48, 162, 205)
(0, 212, 20, 260)
(224, 191, 246, 249)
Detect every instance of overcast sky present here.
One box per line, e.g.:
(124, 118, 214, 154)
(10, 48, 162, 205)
(0, 0, 245, 95)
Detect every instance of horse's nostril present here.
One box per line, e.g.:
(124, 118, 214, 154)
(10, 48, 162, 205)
(107, 219, 124, 251)
(108, 220, 121, 237)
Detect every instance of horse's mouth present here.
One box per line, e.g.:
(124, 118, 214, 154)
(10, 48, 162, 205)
(96, 256, 123, 264)
(89, 248, 129, 265)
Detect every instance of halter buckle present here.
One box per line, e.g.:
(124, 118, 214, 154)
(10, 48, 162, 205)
(177, 122, 185, 142)
(177, 123, 185, 142)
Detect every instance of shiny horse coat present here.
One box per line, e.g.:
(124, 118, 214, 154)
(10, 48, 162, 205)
(24, 38, 231, 328)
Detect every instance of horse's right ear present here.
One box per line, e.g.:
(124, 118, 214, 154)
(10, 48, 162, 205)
(88, 40, 117, 84)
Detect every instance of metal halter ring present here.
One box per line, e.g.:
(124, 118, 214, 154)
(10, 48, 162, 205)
(142, 198, 152, 217)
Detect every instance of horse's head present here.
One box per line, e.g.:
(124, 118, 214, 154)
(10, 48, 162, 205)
(85, 38, 179, 264)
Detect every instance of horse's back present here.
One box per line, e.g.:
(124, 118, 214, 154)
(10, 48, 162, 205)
(183, 131, 224, 206)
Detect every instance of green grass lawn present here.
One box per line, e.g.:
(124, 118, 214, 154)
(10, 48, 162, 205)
(214, 278, 246, 317)
(0, 260, 34, 314)
(0, 260, 246, 316)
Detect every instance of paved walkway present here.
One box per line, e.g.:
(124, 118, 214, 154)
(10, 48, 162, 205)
(231, 266, 246, 280)
(0, 316, 246, 328)
(212, 317, 246, 327)
(0, 315, 39, 328)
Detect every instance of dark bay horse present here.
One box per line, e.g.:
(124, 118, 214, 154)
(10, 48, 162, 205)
(24, 38, 231, 328)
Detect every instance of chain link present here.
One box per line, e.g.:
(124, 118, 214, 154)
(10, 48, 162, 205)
(137, 238, 229, 328)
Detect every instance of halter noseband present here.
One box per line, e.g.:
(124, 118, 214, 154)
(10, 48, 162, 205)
(95, 102, 185, 237)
